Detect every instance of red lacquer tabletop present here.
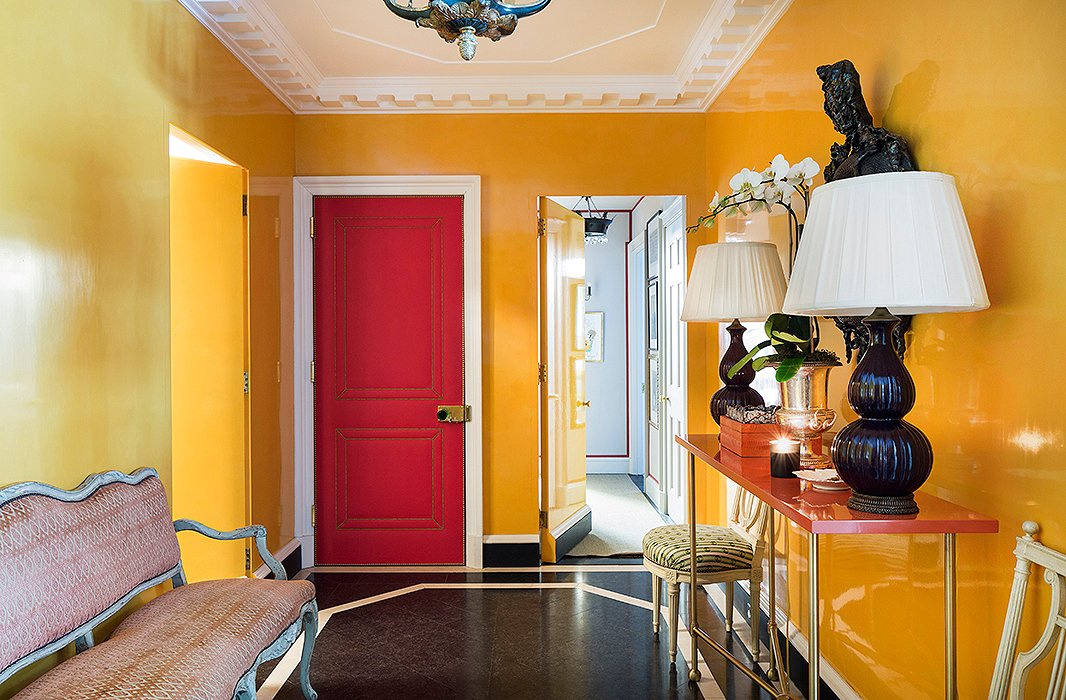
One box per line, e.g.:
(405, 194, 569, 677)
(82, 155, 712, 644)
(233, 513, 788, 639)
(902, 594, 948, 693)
(678, 434, 998, 535)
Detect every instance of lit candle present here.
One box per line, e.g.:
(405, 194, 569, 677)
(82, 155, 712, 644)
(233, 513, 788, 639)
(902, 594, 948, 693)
(770, 438, 801, 478)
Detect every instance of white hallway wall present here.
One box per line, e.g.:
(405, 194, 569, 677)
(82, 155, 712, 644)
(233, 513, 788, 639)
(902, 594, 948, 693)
(584, 212, 631, 471)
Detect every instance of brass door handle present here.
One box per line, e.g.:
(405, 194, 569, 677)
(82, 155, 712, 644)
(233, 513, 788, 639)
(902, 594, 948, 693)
(436, 405, 471, 423)
(659, 396, 670, 402)
(578, 401, 590, 407)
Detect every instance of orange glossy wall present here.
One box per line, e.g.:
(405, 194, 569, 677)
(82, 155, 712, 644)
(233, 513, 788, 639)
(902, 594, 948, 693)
(0, 2, 292, 696)
(295, 114, 717, 535)
(704, 0, 1066, 696)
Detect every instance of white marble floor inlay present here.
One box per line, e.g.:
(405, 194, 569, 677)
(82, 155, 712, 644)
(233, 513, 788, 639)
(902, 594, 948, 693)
(257, 570, 729, 699)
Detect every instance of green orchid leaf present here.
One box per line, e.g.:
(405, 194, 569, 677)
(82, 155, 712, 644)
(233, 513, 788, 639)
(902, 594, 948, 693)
(726, 339, 772, 378)
(772, 331, 808, 343)
(751, 356, 771, 372)
(774, 357, 804, 382)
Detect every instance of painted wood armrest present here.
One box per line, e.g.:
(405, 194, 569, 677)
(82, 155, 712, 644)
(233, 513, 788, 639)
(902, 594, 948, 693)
(173, 519, 287, 580)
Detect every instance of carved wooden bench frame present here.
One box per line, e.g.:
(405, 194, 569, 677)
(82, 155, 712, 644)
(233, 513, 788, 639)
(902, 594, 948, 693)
(0, 468, 318, 700)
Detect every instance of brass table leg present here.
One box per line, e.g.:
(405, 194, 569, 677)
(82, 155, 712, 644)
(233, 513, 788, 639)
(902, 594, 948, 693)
(809, 532, 820, 700)
(688, 452, 701, 682)
(767, 511, 782, 684)
(945, 533, 957, 699)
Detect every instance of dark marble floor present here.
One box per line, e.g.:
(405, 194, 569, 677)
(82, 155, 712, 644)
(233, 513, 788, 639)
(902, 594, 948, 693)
(257, 562, 774, 700)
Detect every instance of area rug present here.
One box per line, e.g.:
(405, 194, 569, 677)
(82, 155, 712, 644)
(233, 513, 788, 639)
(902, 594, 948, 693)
(567, 475, 667, 557)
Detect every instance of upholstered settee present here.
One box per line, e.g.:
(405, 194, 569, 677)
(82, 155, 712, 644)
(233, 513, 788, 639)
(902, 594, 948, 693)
(0, 468, 318, 699)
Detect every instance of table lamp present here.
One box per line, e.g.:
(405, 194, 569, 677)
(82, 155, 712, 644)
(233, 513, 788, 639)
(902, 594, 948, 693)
(783, 172, 989, 514)
(681, 241, 788, 424)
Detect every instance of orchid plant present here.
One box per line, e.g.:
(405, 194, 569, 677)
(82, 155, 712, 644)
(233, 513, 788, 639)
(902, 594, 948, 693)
(692, 154, 820, 272)
(693, 154, 840, 382)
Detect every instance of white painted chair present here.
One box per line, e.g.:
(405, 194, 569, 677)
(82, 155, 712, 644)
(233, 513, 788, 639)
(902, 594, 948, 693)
(989, 521, 1066, 699)
(642, 489, 769, 667)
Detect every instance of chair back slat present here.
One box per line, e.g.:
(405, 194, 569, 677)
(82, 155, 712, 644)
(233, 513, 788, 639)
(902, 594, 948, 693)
(0, 469, 181, 680)
(728, 487, 769, 547)
(990, 522, 1066, 699)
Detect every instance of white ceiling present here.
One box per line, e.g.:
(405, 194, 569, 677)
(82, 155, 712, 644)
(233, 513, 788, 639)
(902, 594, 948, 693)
(180, 0, 792, 113)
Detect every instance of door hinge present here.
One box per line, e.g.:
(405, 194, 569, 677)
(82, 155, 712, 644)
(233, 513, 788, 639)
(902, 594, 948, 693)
(311, 504, 316, 528)
(244, 547, 251, 571)
(538, 363, 548, 384)
(539, 510, 548, 529)
(309, 216, 315, 239)
(243, 371, 249, 394)
(537, 217, 546, 237)
(310, 361, 315, 383)
(241, 194, 248, 216)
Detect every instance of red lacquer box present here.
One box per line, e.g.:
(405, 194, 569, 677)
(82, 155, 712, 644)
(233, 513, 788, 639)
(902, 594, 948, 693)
(719, 415, 821, 457)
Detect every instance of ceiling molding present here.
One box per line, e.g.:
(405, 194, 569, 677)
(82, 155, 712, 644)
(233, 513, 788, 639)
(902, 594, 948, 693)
(177, 0, 792, 114)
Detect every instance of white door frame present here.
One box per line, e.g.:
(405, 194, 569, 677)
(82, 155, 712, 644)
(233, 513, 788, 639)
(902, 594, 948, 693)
(292, 175, 484, 569)
(661, 197, 688, 520)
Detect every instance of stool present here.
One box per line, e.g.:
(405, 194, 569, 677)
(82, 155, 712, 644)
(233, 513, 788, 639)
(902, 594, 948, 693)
(641, 490, 768, 672)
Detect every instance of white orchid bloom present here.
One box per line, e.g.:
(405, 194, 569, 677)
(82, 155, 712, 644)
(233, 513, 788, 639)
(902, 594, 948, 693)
(769, 154, 790, 180)
(796, 156, 820, 185)
(729, 168, 763, 193)
(762, 182, 783, 205)
(778, 181, 796, 202)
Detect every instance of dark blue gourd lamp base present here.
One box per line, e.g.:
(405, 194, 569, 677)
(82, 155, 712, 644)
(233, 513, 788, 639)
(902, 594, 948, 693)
(831, 308, 933, 515)
(709, 319, 765, 425)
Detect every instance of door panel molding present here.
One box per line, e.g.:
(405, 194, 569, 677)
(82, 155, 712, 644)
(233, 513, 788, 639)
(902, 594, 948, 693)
(293, 175, 483, 569)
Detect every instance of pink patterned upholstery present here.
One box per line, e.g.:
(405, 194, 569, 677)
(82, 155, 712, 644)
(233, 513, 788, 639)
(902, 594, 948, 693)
(14, 578, 316, 700)
(0, 476, 181, 673)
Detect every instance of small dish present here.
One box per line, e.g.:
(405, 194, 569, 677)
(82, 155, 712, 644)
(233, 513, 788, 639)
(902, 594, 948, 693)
(794, 468, 850, 492)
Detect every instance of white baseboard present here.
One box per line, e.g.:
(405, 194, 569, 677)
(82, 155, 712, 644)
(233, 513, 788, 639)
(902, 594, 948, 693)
(253, 538, 301, 579)
(586, 457, 631, 474)
(483, 534, 539, 544)
(297, 534, 314, 568)
(551, 504, 592, 540)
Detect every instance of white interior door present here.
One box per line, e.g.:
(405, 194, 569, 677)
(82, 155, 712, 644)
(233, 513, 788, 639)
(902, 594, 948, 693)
(644, 212, 666, 511)
(660, 198, 688, 521)
(627, 234, 647, 480)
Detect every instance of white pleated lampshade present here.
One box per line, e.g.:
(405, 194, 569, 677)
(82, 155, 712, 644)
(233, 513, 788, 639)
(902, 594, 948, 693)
(680, 241, 787, 323)
(783, 172, 989, 316)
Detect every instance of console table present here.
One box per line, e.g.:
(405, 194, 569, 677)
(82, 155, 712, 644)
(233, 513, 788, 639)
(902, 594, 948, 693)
(676, 434, 998, 699)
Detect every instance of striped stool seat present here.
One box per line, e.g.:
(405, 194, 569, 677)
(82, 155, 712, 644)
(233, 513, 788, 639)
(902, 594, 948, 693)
(642, 524, 753, 573)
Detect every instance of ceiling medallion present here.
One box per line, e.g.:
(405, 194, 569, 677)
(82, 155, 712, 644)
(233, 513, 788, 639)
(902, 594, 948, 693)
(383, 0, 552, 61)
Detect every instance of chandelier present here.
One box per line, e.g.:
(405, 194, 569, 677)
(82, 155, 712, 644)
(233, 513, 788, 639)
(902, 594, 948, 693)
(383, 0, 552, 61)
(576, 196, 612, 246)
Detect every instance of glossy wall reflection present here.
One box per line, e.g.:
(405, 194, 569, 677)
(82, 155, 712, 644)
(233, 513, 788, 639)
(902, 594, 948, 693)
(705, 0, 1066, 696)
(0, 2, 293, 696)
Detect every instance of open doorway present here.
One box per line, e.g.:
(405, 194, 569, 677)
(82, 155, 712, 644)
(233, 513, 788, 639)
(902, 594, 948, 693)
(168, 126, 250, 581)
(539, 195, 687, 561)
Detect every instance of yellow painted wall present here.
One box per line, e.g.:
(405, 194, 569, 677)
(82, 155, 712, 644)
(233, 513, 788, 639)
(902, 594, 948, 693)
(0, 1, 292, 696)
(704, 0, 1066, 696)
(295, 113, 718, 534)
(169, 156, 248, 581)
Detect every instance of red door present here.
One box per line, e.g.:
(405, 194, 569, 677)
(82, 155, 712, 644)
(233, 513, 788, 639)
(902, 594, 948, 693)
(313, 195, 465, 565)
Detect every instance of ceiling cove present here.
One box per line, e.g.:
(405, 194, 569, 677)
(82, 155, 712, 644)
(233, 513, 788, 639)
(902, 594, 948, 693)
(178, 0, 793, 114)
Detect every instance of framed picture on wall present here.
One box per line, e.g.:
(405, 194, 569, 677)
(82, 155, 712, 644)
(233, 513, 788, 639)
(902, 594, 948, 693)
(648, 281, 658, 351)
(584, 311, 604, 363)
